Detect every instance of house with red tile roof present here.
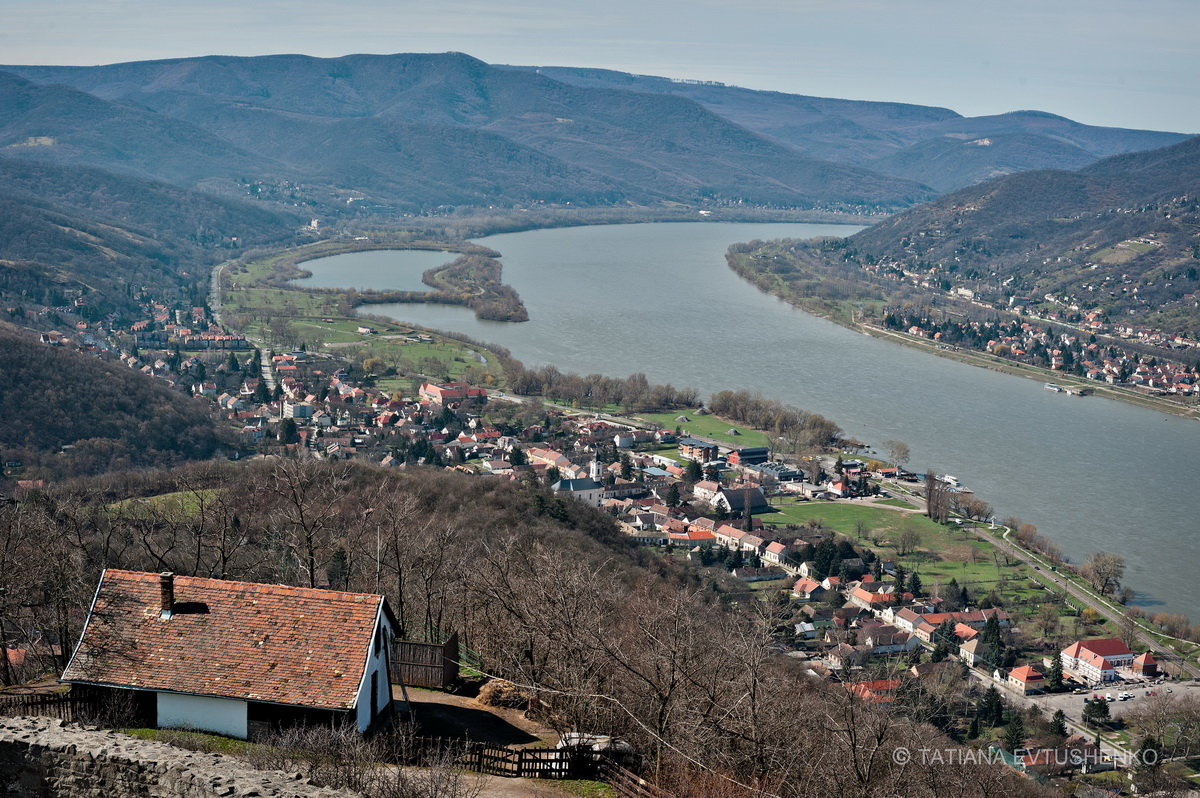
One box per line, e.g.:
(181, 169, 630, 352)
(1060, 638, 1134, 684)
(1008, 665, 1045, 695)
(61, 570, 398, 739)
(843, 678, 901, 704)
(848, 580, 898, 610)
(1132, 652, 1158, 677)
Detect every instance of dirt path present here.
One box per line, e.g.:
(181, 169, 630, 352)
(397, 686, 559, 747)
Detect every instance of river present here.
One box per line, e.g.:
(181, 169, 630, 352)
(297, 222, 1200, 618)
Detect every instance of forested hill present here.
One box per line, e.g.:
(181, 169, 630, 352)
(0, 157, 300, 319)
(2, 54, 935, 212)
(838, 135, 1200, 335)
(0, 324, 224, 478)
(516, 66, 1189, 192)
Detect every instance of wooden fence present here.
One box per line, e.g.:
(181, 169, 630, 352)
(604, 762, 678, 798)
(392, 632, 459, 689)
(0, 692, 80, 722)
(410, 736, 613, 780)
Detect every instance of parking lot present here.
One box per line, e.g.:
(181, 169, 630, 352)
(1030, 678, 1200, 722)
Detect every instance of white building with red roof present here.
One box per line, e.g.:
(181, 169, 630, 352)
(1061, 638, 1135, 684)
(62, 570, 398, 739)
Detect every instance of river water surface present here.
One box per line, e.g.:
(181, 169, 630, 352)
(298, 222, 1200, 617)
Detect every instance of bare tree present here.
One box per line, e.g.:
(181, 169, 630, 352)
(1082, 551, 1126, 596)
(923, 471, 952, 524)
(883, 440, 910, 470)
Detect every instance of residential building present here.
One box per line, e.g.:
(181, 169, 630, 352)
(61, 570, 398, 739)
(1008, 665, 1045, 695)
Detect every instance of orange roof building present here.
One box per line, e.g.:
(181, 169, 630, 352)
(1008, 665, 1045, 695)
(1061, 638, 1135, 684)
(62, 570, 398, 739)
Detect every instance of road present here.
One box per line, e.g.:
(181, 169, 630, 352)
(209, 257, 276, 391)
(967, 522, 1198, 680)
(876, 474, 1198, 680)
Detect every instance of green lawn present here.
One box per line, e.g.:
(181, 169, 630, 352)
(634, 410, 771, 447)
(761, 499, 1071, 622)
(876, 498, 915, 509)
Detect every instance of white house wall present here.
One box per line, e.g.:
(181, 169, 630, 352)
(157, 692, 248, 739)
(354, 616, 394, 732)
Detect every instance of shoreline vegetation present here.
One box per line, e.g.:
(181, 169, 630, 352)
(213, 220, 1200, 655)
(726, 238, 1200, 421)
(230, 236, 529, 323)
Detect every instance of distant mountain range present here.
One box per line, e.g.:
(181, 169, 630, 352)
(519, 66, 1188, 192)
(1, 52, 1188, 217)
(838, 135, 1200, 335)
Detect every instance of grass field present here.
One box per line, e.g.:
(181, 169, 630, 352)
(635, 410, 771, 447)
(762, 498, 1074, 622)
(219, 249, 507, 389)
(108, 489, 220, 518)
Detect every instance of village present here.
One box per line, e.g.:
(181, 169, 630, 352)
(10, 290, 1200, 792)
(883, 310, 1199, 398)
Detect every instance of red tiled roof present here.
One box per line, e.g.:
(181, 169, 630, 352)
(844, 678, 901, 703)
(1075, 638, 1132, 657)
(1009, 665, 1044, 683)
(62, 570, 388, 710)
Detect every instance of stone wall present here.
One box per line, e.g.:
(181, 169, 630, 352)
(0, 717, 356, 797)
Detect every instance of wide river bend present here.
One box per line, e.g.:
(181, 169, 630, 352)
(297, 222, 1200, 617)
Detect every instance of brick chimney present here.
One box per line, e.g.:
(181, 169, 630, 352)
(159, 572, 174, 619)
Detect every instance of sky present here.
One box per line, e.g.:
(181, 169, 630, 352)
(3, 0, 1198, 132)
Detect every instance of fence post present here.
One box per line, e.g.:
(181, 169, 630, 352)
(443, 632, 459, 686)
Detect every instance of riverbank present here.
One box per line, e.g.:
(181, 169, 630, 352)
(726, 245, 1200, 421)
(374, 205, 883, 241)
(215, 222, 1200, 622)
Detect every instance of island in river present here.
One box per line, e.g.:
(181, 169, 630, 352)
(234, 221, 1200, 620)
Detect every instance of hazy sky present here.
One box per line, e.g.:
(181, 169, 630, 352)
(3, 0, 1197, 132)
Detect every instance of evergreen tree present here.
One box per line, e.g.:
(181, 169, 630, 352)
(871, 558, 883, 579)
(277, 418, 298, 444)
(328, 549, 349, 590)
(980, 615, 1006, 662)
(1082, 698, 1110, 726)
(1134, 735, 1161, 774)
(967, 714, 980, 740)
(1004, 714, 1026, 752)
(619, 453, 633, 481)
(893, 563, 907, 590)
(813, 539, 837, 579)
(665, 483, 681, 508)
(979, 686, 1005, 727)
(907, 572, 923, 595)
(1050, 709, 1068, 738)
(685, 460, 703, 482)
(1046, 652, 1064, 691)
(253, 380, 270, 404)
